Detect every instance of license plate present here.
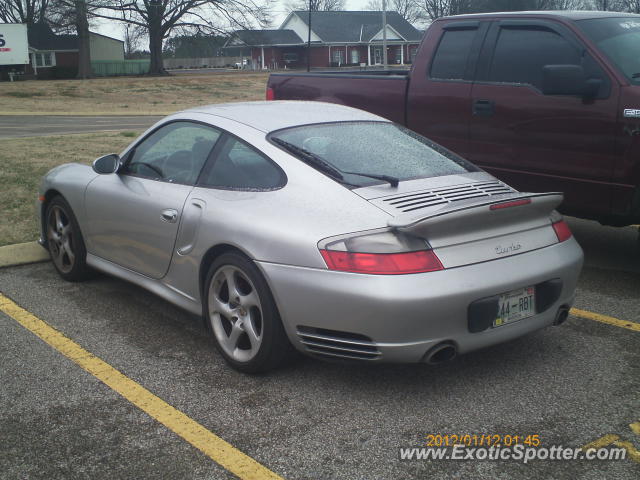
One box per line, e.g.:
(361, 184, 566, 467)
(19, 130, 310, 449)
(493, 286, 536, 327)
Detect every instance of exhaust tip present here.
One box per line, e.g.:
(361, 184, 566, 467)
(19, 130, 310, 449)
(424, 342, 457, 365)
(554, 306, 570, 326)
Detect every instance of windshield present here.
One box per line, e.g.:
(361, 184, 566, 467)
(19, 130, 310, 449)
(577, 17, 640, 84)
(269, 121, 477, 188)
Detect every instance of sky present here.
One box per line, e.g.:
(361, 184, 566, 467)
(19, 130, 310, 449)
(91, 0, 374, 42)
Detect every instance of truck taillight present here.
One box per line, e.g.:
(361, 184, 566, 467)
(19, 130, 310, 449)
(318, 230, 443, 274)
(266, 87, 275, 100)
(552, 220, 572, 242)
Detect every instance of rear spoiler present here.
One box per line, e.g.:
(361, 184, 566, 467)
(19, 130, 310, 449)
(388, 192, 564, 234)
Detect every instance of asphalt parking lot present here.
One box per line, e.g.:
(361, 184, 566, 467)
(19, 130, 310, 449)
(0, 217, 638, 479)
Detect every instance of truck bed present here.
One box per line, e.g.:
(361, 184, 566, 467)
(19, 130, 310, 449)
(268, 70, 410, 124)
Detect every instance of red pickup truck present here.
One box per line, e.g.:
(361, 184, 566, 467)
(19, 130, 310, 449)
(267, 11, 640, 226)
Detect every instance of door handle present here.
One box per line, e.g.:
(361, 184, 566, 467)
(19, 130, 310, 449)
(473, 99, 495, 117)
(160, 208, 178, 223)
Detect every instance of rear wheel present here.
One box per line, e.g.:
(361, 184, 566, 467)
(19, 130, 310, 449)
(45, 196, 91, 281)
(204, 252, 292, 373)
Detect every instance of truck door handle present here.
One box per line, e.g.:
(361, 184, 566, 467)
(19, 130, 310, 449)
(160, 209, 178, 223)
(473, 99, 495, 116)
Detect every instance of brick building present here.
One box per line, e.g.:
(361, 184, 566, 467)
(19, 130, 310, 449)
(224, 11, 423, 70)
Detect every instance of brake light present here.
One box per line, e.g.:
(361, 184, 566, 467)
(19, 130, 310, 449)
(490, 198, 532, 210)
(320, 249, 443, 275)
(552, 220, 572, 242)
(266, 87, 275, 100)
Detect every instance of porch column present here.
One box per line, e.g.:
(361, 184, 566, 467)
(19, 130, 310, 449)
(367, 44, 371, 66)
(328, 45, 331, 66)
(345, 45, 348, 65)
(261, 47, 265, 69)
(400, 43, 404, 64)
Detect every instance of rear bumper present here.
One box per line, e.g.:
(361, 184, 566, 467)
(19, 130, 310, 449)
(257, 238, 583, 363)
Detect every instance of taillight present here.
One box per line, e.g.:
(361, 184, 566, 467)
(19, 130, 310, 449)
(266, 87, 275, 100)
(318, 230, 443, 274)
(320, 250, 443, 274)
(552, 220, 572, 242)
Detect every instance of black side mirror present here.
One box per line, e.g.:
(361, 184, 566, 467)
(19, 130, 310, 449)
(92, 154, 120, 174)
(542, 65, 601, 98)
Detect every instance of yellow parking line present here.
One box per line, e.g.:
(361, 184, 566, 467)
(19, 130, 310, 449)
(570, 308, 640, 333)
(582, 434, 620, 451)
(0, 293, 283, 480)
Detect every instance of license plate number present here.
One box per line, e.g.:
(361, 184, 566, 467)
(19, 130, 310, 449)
(494, 286, 535, 327)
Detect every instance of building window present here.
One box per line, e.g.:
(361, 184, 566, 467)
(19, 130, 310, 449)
(332, 49, 344, 65)
(351, 49, 359, 64)
(33, 52, 55, 67)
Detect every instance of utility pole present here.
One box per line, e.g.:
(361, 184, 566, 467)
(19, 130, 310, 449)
(382, 0, 388, 70)
(307, 5, 312, 72)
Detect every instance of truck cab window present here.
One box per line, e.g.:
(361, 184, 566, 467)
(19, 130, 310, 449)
(430, 28, 477, 80)
(489, 27, 581, 90)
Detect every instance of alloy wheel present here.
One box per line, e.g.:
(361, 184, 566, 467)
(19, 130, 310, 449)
(47, 205, 75, 274)
(208, 265, 264, 363)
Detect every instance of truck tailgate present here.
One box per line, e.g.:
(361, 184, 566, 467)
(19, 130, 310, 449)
(268, 72, 409, 124)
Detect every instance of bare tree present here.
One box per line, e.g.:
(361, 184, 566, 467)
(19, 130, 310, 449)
(95, 1, 271, 75)
(48, 0, 100, 79)
(0, 0, 49, 24)
(286, 0, 346, 12)
(589, 0, 624, 8)
(420, 0, 472, 20)
(619, 0, 640, 11)
(365, 0, 425, 24)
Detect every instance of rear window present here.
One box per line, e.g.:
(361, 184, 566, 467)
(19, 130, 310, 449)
(269, 121, 477, 188)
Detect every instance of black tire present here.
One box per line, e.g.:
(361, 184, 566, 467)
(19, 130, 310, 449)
(45, 196, 91, 282)
(204, 252, 293, 373)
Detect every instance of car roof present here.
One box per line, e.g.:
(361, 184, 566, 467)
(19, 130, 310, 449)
(184, 101, 388, 132)
(440, 10, 640, 21)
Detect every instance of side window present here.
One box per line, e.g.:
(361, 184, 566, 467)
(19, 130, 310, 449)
(489, 27, 581, 89)
(199, 136, 284, 190)
(124, 122, 221, 185)
(430, 28, 477, 80)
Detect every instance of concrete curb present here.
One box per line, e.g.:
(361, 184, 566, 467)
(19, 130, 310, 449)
(0, 242, 49, 268)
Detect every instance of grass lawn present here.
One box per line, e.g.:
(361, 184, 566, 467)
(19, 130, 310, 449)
(0, 131, 140, 246)
(0, 72, 269, 115)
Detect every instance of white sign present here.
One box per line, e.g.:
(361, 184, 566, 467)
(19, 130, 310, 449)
(0, 23, 29, 65)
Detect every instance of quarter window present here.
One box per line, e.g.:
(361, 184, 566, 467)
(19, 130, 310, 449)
(199, 136, 284, 190)
(489, 27, 581, 89)
(430, 28, 477, 80)
(124, 122, 221, 185)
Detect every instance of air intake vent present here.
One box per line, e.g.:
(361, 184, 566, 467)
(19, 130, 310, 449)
(297, 326, 381, 360)
(382, 181, 515, 213)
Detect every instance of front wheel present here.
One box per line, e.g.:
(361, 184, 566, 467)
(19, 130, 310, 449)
(45, 196, 91, 281)
(204, 252, 292, 373)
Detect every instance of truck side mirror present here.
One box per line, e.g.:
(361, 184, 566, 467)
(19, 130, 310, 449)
(542, 65, 601, 98)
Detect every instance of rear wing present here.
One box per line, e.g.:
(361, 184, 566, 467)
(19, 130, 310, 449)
(388, 192, 564, 242)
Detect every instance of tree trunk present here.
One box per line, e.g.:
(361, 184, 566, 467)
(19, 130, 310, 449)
(76, 0, 92, 79)
(148, 16, 166, 75)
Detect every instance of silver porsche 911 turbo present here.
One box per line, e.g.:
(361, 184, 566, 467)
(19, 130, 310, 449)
(38, 101, 583, 372)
